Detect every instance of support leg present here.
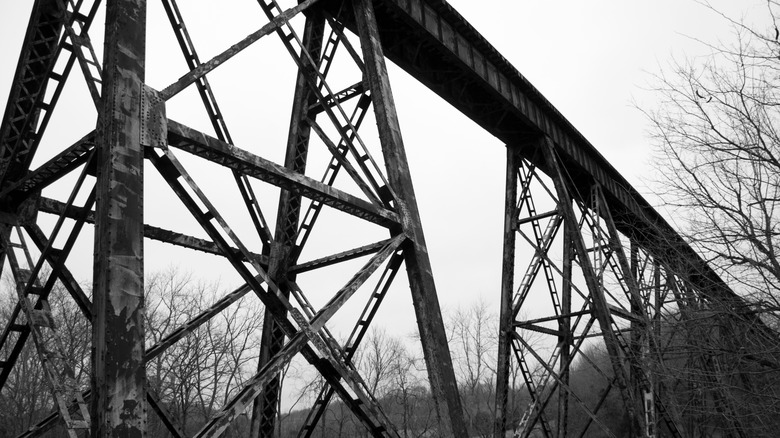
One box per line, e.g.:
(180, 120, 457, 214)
(540, 136, 642, 435)
(352, 1, 467, 435)
(495, 145, 519, 437)
(557, 219, 573, 438)
(251, 13, 325, 438)
(91, 0, 146, 436)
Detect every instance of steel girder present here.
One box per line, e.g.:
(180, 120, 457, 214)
(493, 141, 665, 438)
(0, 0, 467, 437)
(492, 139, 778, 438)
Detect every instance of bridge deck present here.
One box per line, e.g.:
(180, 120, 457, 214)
(320, 0, 739, 305)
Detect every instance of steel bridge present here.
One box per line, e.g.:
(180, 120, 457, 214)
(0, 0, 774, 437)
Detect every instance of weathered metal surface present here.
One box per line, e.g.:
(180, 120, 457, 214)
(0, 0, 65, 188)
(162, 0, 273, 247)
(541, 136, 643, 434)
(58, 0, 104, 107)
(557, 219, 573, 438)
(0, 133, 95, 200)
(91, 0, 147, 436)
(2, 225, 90, 437)
(167, 119, 400, 228)
(289, 238, 392, 274)
(160, 0, 320, 101)
(252, 13, 324, 436)
(0, 130, 97, 435)
(1, 1, 773, 436)
(149, 146, 402, 436)
(313, 0, 753, 319)
(494, 140, 693, 437)
(494, 145, 518, 437)
(139, 85, 166, 148)
(38, 196, 269, 264)
(352, 0, 467, 436)
(299, 250, 405, 437)
(24, 223, 93, 318)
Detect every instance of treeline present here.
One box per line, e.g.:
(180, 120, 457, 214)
(0, 269, 264, 438)
(0, 271, 631, 438)
(3, 269, 779, 437)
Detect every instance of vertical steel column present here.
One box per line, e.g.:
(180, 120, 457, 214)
(647, 257, 661, 437)
(557, 219, 573, 438)
(250, 13, 325, 438)
(495, 145, 519, 437)
(629, 245, 643, 437)
(91, 0, 146, 436)
(352, 0, 467, 436)
(540, 136, 642, 434)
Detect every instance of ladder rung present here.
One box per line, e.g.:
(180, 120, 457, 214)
(517, 209, 558, 226)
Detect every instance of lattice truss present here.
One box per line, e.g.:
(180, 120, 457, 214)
(494, 142, 778, 438)
(0, 0, 468, 437)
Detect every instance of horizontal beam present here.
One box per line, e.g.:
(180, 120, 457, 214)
(166, 119, 400, 228)
(513, 323, 561, 338)
(37, 197, 268, 265)
(514, 309, 591, 328)
(290, 238, 390, 274)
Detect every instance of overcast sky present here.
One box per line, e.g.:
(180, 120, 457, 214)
(0, 0, 773, 386)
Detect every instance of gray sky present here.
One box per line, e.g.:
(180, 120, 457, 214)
(0, 0, 773, 392)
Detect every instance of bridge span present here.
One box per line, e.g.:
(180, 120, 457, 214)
(0, 1, 774, 437)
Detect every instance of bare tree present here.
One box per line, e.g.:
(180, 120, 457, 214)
(644, 2, 780, 435)
(144, 267, 264, 435)
(646, 1, 780, 309)
(0, 274, 88, 438)
(386, 345, 438, 438)
(447, 299, 498, 437)
(357, 328, 405, 398)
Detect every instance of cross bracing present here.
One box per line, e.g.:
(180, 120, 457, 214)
(0, 1, 775, 437)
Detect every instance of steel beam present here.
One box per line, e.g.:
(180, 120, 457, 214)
(37, 197, 269, 266)
(0, 0, 65, 187)
(541, 136, 643, 434)
(494, 144, 519, 437)
(251, 13, 325, 437)
(149, 146, 401, 436)
(557, 215, 573, 438)
(352, 0, 467, 436)
(91, 0, 146, 436)
(166, 119, 400, 227)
